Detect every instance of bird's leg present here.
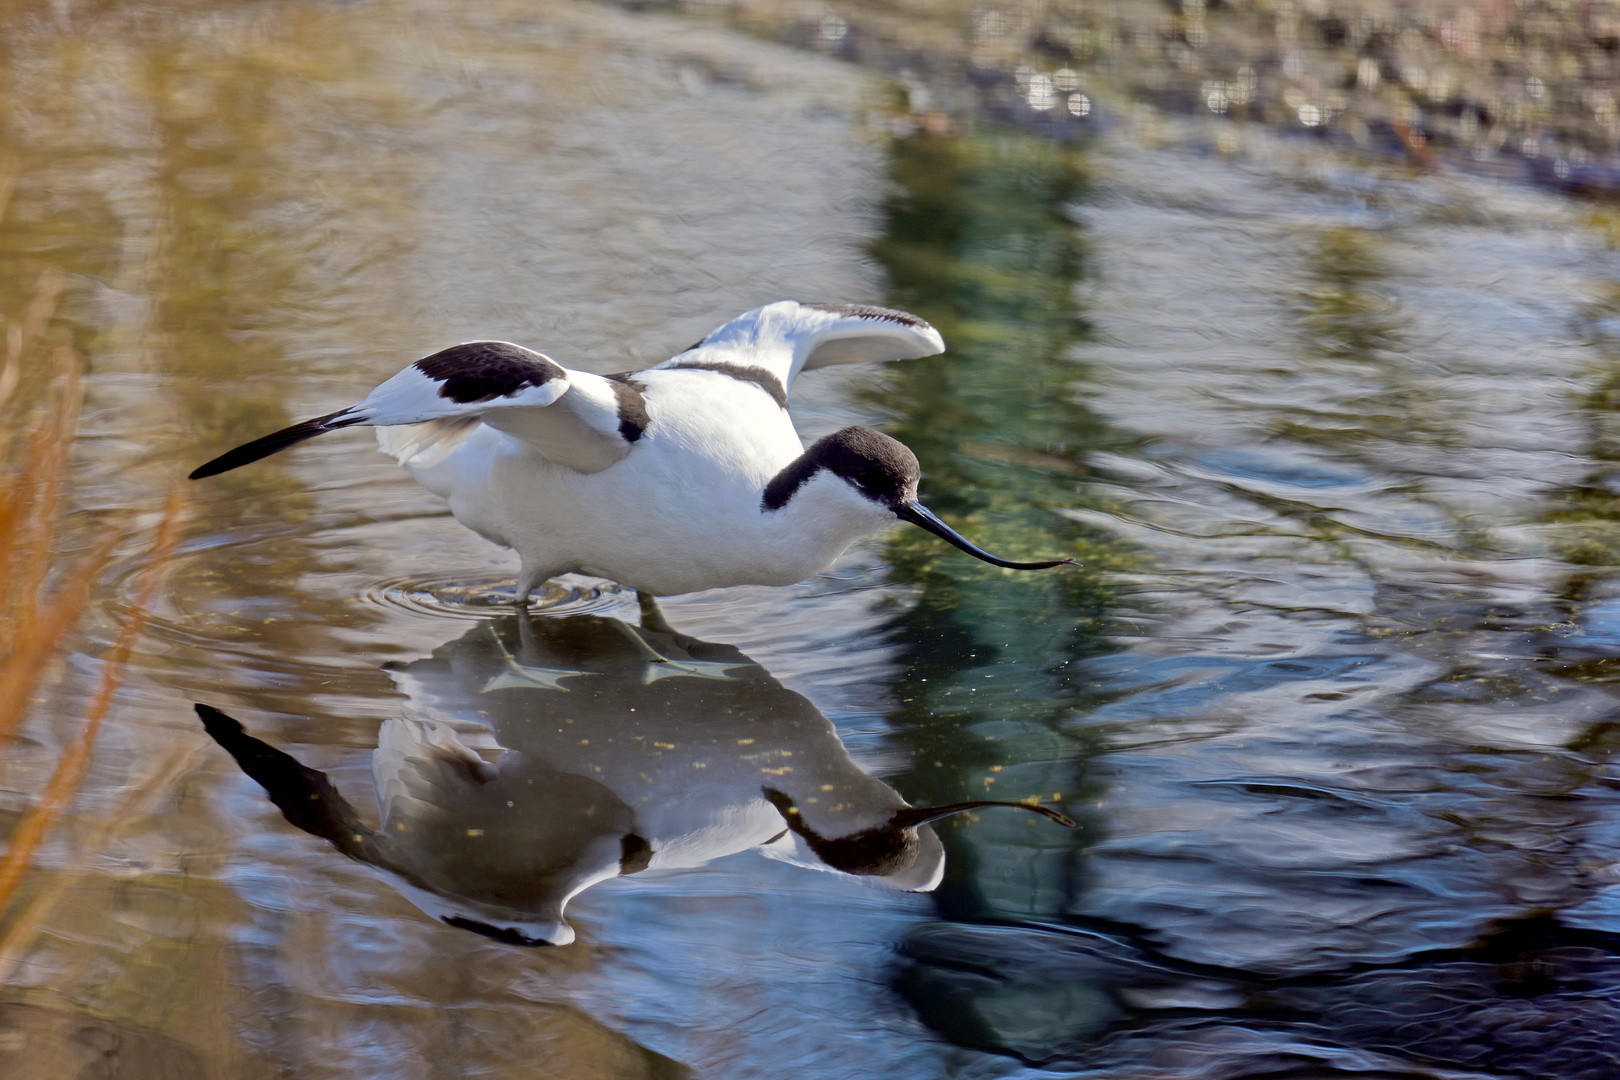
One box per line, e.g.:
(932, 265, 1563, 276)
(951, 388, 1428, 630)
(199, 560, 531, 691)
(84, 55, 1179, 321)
(513, 571, 539, 606)
(479, 617, 593, 694)
(607, 618, 747, 684)
(515, 557, 562, 607)
(637, 591, 677, 636)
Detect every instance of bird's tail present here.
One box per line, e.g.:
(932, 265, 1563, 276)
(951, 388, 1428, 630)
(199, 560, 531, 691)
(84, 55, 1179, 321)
(189, 409, 367, 479)
(194, 703, 378, 860)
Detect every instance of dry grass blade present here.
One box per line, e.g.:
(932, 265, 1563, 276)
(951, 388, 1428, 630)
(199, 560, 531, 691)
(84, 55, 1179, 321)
(0, 417, 61, 612)
(0, 278, 72, 576)
(0, 483, 190, 916)
(0, 345, 102, 746)
(0, 530, 123, 746)
(0, 200, 198, 960)
(1, 344, 78, 634)
(0, 268, 65, 414)
(0, 160, 20, 413)
(0, 740, 206, 981)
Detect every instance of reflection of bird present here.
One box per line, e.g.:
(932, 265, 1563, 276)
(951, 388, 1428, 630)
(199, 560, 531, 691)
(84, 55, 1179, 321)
(191, 301, 1071, 598)
(195, 611, 1072, 946)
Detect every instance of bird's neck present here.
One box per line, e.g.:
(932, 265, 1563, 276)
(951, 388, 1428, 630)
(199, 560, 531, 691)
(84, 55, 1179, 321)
(757, 468, 892, 568)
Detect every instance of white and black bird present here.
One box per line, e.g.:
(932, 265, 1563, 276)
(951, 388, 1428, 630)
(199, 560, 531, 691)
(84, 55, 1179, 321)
(192, 301, 1071, 597)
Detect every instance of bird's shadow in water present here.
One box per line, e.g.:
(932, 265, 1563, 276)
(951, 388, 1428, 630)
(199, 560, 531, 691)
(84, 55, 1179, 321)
(197, 607, 1072, 946)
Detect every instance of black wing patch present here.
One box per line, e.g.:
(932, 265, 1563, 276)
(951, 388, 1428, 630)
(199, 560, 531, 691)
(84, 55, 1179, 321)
(800, 302, 932, 330)
(605, 373, 651, 442)
(666, 360, 788, 410)
(415, 342, 563, 404)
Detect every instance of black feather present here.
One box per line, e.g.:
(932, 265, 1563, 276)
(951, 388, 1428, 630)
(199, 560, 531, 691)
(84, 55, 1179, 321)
(415, 342, 562, 404)
(440, 916, 556, 947)
(799, 302, 932, 330)
(665, 360, 788, 409)
(193, 704, 374, 858)
(762, 426, 918, 511)
(189, 409, 364, 479)
(604, 373, 651, 442)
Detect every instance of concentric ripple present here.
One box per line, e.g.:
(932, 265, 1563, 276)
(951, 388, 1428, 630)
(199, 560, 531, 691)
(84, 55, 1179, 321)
(93, 513, 634, 675)
(363, 572, 632, 620)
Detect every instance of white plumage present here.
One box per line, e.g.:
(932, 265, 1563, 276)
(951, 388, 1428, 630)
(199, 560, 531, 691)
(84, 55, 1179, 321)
(193, 300, 1070, 596)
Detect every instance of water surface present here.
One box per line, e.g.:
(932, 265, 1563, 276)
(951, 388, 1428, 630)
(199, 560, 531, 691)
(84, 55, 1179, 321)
(6, 2, 1620, 1078)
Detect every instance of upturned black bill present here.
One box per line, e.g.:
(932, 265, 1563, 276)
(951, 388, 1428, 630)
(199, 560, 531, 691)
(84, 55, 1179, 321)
(895, 501, 1075, 570)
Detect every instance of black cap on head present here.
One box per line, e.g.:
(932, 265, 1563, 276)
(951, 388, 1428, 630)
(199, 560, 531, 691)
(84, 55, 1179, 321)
(816, 427, 921, 507)
(762, 787, 1076, 878)
(762, 426, 918, 511)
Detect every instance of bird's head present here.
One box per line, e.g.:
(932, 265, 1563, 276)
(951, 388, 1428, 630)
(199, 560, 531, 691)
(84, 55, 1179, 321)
(762, 786, 1076, 891)
(763, 426, 1075, 570)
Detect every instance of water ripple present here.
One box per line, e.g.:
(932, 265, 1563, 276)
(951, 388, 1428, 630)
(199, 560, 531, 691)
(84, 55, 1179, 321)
(361, 573, 631, 621)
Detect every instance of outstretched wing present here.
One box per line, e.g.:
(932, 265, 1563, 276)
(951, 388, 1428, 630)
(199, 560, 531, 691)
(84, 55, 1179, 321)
(191, 341, 647, 479)
(372, 715, 500, 832)
(648, 301, 944, 407)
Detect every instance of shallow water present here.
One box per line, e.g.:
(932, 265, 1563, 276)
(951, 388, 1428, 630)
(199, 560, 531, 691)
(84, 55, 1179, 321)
(8, 1, 1620, 1078)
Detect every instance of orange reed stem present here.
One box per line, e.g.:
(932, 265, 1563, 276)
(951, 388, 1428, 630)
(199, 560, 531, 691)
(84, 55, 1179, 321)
(0, 484, 188, 915)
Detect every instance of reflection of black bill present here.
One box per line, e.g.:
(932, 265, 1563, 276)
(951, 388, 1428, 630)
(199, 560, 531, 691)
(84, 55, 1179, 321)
(895, 501, 1076, 571)
(892, 799, 1077, 829)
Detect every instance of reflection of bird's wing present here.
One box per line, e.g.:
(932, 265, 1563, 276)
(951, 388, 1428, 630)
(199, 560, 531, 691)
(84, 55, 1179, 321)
(191, 341, 649, 479)
(372, 715, 500, 831)
(642, 300, 944, 408)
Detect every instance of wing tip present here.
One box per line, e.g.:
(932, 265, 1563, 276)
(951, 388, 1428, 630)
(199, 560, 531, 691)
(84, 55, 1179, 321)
(918, 324, 946, 357)
(189, 410, 363, 480)
(788, 301, 946, 370)
(798, 301, 935, 332)
(802, 301, 943, 354)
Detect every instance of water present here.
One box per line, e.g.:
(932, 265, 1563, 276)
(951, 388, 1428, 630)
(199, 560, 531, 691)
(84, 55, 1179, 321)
(7, 2, 1620, 1078)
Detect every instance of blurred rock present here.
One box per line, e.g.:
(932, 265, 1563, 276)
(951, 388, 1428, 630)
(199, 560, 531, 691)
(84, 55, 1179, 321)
(675, 0, 1620, 196)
